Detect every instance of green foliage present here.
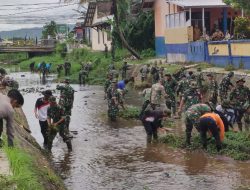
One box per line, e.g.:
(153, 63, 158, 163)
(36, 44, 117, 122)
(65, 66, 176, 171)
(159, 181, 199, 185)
(0, 53, 27, 64)
(160, 132, 250, 160)
(113, 1, 155, 52)
(4, 146, 44, 190)
(118, 106, 140, 119)
(56, 43, 67, 58)
(141, 49, 155, 58)
(234, 17, 250, 39)
(225, 64, 236, 71)
(224, 0, 250, 11)
(42, 21, 57, 39)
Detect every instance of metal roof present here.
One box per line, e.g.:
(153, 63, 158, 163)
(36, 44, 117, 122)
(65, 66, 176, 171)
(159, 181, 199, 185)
(166, 0, 229, 8)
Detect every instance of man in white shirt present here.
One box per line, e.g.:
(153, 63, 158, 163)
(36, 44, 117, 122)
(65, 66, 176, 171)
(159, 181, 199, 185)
(34, 90, 52, 149)
(0, 89, 24, 147)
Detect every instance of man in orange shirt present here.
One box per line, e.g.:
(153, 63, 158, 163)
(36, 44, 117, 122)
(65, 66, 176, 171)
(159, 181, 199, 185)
(198, 113, 225, 151)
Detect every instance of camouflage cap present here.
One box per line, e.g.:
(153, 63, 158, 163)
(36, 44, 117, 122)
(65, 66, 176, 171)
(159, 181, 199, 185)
(49, 96, 57, 103)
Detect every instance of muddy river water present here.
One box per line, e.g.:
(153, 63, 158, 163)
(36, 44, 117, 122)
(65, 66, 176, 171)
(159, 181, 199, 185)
(11, 72, 250, 190)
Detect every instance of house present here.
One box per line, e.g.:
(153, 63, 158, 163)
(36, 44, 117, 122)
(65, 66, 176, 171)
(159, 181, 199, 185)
(84, 1, 113, 51)
(154, 0, 247, 66)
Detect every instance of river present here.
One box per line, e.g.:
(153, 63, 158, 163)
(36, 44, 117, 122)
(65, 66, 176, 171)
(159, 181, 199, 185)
(11, 72, 250, 190)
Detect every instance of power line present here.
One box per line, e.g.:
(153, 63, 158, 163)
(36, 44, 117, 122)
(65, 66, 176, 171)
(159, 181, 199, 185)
(0, 3, 78, 17)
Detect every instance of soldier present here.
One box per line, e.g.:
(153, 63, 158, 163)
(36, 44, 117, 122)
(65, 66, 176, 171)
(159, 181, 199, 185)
(150, 79, 168, 111)
(207, 73, 218, 105)
(159, 67, 165, 80)
(79, 68, 87, 86)
(173, 67, 186, 82)
(57, 64, 64, 77)
(219, 71, 234, 101)
(150, 62, 159, 84)
(2, 77, 19, 90)
(106, 79, 121, 121)
(140, 64, 150, 82)
(178, 80, 202, 114)
(164, 74, 178, 116)
(64, 61, 71, 76)
(176, 74, 189, 102)
(121, 61, 129, 80)
(111, 41, 115, 61)
(56, 78, 75, 130)
(230, 78, 250, 131)
(104, 43, 108, 58)
(139, 85, 152, 119)
(185, 103, 211, 145)
(47, 96, 72, 152)
(104, 74, 113, 99)
(195, 68, 205, 91)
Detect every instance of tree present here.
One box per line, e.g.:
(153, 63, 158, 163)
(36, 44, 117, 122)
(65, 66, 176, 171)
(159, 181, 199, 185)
(63, 0, 141, 59)
(224, 0, 250, 11)
(42, 21, 57, 39)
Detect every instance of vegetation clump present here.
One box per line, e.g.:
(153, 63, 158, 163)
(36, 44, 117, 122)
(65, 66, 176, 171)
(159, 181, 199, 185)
(160, 132, 250, 161)
(118, 106, 140, 119)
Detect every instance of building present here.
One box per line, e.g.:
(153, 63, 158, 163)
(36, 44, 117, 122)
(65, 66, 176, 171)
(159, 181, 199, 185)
(84, 1, 113, 51)
(154, 0, 250, 68)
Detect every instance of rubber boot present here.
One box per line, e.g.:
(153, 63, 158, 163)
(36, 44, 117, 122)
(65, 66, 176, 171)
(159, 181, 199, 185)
(238, 123, 243, 131)
(66, 141, 72, 152)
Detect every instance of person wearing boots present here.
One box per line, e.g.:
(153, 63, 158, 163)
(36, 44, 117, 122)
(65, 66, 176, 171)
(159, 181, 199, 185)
(47, 96, 72, 152)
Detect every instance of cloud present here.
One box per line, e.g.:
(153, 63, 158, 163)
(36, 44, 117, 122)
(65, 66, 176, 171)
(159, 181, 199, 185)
(0, 0, 84, 31)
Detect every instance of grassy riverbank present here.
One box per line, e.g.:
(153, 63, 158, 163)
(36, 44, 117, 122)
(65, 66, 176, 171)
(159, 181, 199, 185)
(160, 132, 250, 161)
(1, 137, 65, 190)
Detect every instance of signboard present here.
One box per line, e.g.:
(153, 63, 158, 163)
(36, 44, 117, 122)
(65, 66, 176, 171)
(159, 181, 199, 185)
(56, 24, 68, 34)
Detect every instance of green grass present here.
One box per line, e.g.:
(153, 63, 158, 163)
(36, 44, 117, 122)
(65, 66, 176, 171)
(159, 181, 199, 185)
(160, 132, 250, 161)
(2, 137, 65, 190)
(118, 106, 140, 119)
(3, 146, 44, 190)
(0, 52, 27, 64)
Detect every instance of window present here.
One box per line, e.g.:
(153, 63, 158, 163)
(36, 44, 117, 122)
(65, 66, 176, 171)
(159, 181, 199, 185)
(166, 11, 186, 29)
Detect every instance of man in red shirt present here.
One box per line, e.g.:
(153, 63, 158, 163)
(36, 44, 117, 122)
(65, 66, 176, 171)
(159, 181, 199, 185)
(34, 90, 52, 149)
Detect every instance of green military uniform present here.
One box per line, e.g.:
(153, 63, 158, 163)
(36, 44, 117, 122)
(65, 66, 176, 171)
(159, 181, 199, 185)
(182, 81, 201, 111)
(207, 74, 218, 105)
(121, 62, 129, 80)
(164, 76, 178, 115)
(47, 97, 72, 151)
(64, 61, 71, 76)
(195, 68, 205, 91)
(79, 69, 87, 86)
(106, 80, 121, 121)
(230, 78, 250, 131)
(176, 76, 189, 97)
(57, 81, 74, 130)
(185, 103, 211, 144)
(219, 72, 234, 101)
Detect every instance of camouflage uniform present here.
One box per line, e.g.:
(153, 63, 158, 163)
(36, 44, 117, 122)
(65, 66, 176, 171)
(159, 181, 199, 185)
(107, 84, 121, 121)
(57, 83, 75, 129)
(121, 62, 129, 80)
(150, 65, 159, 84)
(185, 104, 211, 144)
(176, 76, 189, 99)
(219, 73, 234, 101)
(182, 85, 201, 111)
(164, 77, 178, 115)
(150, 82, 168, 111)
(79, 69, 87, 86)
(207, 77, 218, 105)
(47, 100, 72, 151)
(64, 61, 71, 76)
(173, 68, 185, 81)
(230, 80, 250, 131)
(140, 65, 150, 82)
(195, 69, 205, 91)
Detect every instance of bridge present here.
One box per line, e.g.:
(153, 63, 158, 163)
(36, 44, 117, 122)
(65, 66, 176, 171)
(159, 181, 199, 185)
(0, 39, 57, 57)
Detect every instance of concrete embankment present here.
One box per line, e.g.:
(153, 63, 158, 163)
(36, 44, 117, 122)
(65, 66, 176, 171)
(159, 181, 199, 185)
(0, 89, 66, 190)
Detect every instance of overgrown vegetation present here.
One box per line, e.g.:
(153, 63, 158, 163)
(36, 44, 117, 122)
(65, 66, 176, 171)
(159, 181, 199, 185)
(160, 132, 250, 161)
(234, 16, 250, 39)
(0, 52, 27, 64)
(118, 106, 140, 119)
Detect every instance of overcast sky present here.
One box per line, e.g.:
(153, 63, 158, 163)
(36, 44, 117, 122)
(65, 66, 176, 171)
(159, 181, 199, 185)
(0, 0, 86, 31)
